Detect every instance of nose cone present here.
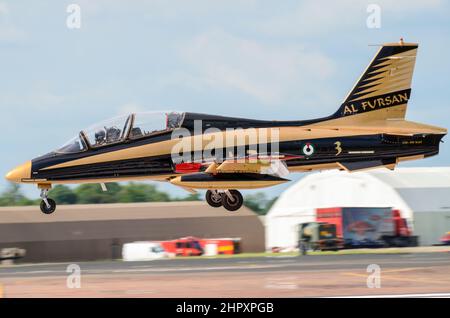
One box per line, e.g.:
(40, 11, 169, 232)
(5, 161, 31, 183)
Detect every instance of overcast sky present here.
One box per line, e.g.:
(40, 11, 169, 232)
(1, 0, 449, 199)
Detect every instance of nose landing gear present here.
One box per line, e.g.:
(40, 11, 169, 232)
(40, 189, 56, 214)
(205, 189, 244, 212)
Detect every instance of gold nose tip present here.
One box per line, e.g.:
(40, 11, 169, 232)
(5, 161, 31, 183)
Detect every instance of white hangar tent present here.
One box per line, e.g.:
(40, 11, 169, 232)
(266, 167, 450, 249)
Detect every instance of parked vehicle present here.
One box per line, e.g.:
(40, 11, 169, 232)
(204, 238, 241, 255)
(160, 237, 204, 256)
(122, 242, 168, 261)
(316, 207, 418, 248)
(440, 232, 450, 245)
(298, 222, 343, 254)
(160, 236, 239, 257)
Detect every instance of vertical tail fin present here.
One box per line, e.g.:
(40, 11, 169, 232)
(334, 40, 418, 122)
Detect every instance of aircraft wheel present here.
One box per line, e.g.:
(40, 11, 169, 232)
(40, 198, 56, 214)
(205, 190, 222, 208)
(222, 190, 243, 212)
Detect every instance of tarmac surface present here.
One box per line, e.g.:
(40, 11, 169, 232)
(0, 252, 449, 297)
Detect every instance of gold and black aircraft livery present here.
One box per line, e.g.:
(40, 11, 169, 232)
(5, 40, 447, 214)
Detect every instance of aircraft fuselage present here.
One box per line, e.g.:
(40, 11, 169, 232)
(27, 129, 444, 184)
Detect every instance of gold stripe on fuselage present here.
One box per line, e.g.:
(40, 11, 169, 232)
(31, 155, 429, 185)
(40, 127, 368, 171)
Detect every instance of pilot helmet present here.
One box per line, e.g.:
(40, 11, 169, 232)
(95, 130, 106, 143)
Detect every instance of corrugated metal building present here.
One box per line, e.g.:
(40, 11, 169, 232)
(266, 167, 450, 249)
(0, 202, 265, 262)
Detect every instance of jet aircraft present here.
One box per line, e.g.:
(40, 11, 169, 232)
(5, 40, 447, 214)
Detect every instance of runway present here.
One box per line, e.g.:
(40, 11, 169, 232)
(0, 252, 449, 297)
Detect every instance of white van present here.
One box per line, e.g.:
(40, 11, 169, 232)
(122, 242, 168, 261)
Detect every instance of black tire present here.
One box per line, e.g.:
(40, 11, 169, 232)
(221, 190, 243, 212)
(205, 190, 222, 208)
(40, 198, 56, 214)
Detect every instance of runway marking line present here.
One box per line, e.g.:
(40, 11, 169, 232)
(111, 264, 288, 273)
(379, 267, 427, 273)
(341, 271, 450, 286)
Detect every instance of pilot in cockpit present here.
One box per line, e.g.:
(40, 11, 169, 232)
(167, 112, 182, 129)
(95, 130, 106, 145)
(106, 126, 121, 142)
(94, 126, 121, 145)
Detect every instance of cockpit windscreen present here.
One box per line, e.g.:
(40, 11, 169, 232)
(82, 114, 131, 147)
(129, 112, 183, 139)
(55, 112, 184, 153)
(55, 135, 87, 154)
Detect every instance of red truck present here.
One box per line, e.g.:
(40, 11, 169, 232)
(316, 207, 418, 248)
(160, 237, 204, 256)
(160, 236, 239, 256)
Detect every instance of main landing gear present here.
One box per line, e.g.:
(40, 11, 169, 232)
(40, 189, 56, 214)
(205, 189, 244, 212)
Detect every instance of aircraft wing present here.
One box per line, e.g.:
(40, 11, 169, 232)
(169, 154, 294, 191)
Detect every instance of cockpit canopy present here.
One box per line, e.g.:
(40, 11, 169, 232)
(56, 112, 184, 154)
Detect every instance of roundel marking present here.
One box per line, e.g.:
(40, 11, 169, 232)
(302, 143, 315, 156)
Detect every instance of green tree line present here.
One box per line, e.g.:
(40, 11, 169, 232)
(0, 183, 276, 215)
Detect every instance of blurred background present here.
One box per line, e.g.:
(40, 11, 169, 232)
(0, 1, 449, 265)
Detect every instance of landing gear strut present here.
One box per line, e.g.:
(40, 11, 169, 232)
(40, 189, 56, 214)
